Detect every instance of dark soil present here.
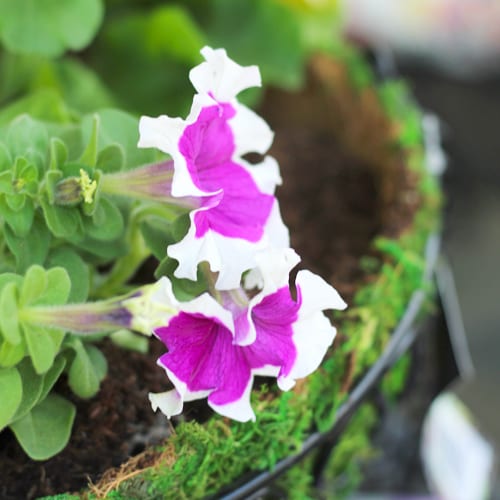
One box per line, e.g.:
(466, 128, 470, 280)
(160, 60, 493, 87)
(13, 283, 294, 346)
(0, 86, 418, 499)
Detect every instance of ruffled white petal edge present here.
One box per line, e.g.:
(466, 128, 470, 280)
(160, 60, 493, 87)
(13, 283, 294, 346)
(168, 221, 268, 290)
(208, 376, 256, 422)
(149, 366, 212, 419)
(179, 291, 235, 334)
(277, 270, 347, 390)
(168, 198, 289, 292)
(239, 155, 282, 195)
(149, 390, 183, 418)
(231, 102, 274, 156)
(138, 114, 184, 154)
(190, 46, 261, 102)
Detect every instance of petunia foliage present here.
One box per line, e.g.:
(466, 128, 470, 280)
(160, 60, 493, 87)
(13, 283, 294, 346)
(0, 42, 348, 461)
(0, 0, 356, 471)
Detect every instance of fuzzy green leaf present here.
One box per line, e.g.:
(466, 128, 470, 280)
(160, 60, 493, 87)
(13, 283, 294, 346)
(84, 196, 124, 241)
(20, 265, 47, 306)
(0, 340, 26, 367)
(82, 109, 156, 170)
(0, 0, 104, 58)
(38, 355, 66, 403)
(78, 114, 99, 168)
(5, 115, 49, 171)
(47, 247, 90, 303)
(0, 281, 21, 344)
(10, 393, 76, 460)
(0, 366, 22, 430)
(40, 196, 83, 240)
(110, 329, 149, 354)
(140, 219, 176, 261)
(10, 357, 44, 421)
(4, 218, 51, 272)
(68, 340, 107, 399)
(0, 195, 34, 237)
(24, 324, 57, 375)
(0, 142, 12, 171)
(33, 267, 71, 306)
(96, 144, 125, 173)
(49, 137, 69, 171)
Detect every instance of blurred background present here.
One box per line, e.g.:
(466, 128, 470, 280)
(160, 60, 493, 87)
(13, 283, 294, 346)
(342, 0, 500, 498)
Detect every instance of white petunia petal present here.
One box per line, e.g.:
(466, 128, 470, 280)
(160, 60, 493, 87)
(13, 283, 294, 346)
(138, 115, 184, 153)
(149, 389, 183, 418)
(190, 46, 261, 102)
(276, 270, 346, 388)
(296, 270, 347, 318)
(208, 376, 256, 422)
(247, 247, 299, 294)
(168, 213, 288, 291)
(231, 102, 274, 156)
(239, 156, 282, 195)
(279, 311, 337, 389)
(180, 292, 235, 335)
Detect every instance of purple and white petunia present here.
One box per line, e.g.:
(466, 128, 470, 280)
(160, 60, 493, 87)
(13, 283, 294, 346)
(149, 251, 347, 422)
(138, 47, 289, 290)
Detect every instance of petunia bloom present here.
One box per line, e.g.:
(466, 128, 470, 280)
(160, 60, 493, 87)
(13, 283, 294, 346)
(138, 47, 289, 290)
(149, 254, 346, 422)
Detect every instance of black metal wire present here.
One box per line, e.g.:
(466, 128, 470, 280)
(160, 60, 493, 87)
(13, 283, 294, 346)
(213, 233, 441, 500)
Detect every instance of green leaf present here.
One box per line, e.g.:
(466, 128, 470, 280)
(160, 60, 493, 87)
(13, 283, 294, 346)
(110, 329, 148, 353)
(5, 114, 49, 171)
(10, 357, 44, 421)
(0, 340, 26, 367)
(208, 0, 305, 90)
(4, 217, 51, 272)
(20, 265, 47, 306)
(33, 267, 71, 306)
(0, 0, 104, 57)
(0, 89, 74, 127)
(47, 248, 90, 303)
(75, 234, 128, 261)
(140, 218, 176, 261)
(155, 256, 207, 302)
(0, 195, 34, 237)
(0, 281, 21, 344)
(23, 324, 57, 374)
(84, 196, 124, 241)
(40, 196, 83, 240)
(49, 137, 68, 171)
(78, 114, 99, 167)
(67, 340, 107, 399)
(53, 58, 114, 113)
(145, 6, 205, 65)
(0, 272, 23, 292)
(96, 144, 125, 173)
(0, 142, 12, 171)
(0, 367, 22, 430)
(82, 109, 156, 170)
(10, 393, 76, 460)
(38, 355, 66, 402)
